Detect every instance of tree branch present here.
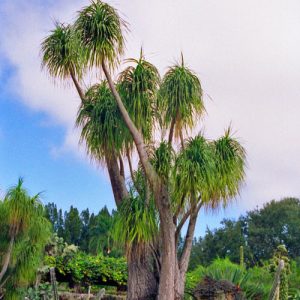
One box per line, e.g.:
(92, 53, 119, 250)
(126, 147, 135, 181)
(119, 155, 125, 179)
(173, 194, 187, 225)
(168, 116, 176, 145)
(175, 207, 193, 244)
(179, 201, 202, 273)
(70, 69, 85, 102)
(105, 152, 128, 207)
(102, 61, 159, 192)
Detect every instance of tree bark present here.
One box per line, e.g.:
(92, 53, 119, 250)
(168, 117, 176, 145)
(155, 186, 176, 300)
(0, 236, 14, 283)
(175, 203, 201, 299)
(127, 243, 158, 300)
(70, 69, 85, 102)
(105, 153, 128, 207)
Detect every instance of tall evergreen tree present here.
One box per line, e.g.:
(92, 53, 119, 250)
(64, 206, 82, 245)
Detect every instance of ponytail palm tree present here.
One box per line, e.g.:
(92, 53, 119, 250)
(158, 56, 204, 145)
(42, 2, 247, 299)
(0, 179, 51, 299)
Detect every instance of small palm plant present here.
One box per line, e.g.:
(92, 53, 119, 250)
(0, 179, 51, 299)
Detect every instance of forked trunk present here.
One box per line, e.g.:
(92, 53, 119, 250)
(127, 243, 158, 300)
(102, 62, 157, 186)
(102, 61, 176, 299)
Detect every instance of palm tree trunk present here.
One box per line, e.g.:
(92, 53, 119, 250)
(127, 243, 158, 300)
(0, 236, 14, 283)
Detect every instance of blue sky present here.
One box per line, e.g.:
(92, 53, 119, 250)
(0, 62, 115, 213)
(1, 0, 300, 236)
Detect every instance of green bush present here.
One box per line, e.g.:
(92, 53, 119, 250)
(45, 252, 127, 287)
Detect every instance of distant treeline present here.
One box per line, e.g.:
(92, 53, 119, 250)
(45, 203, 122, 256)
(189, 197, 300, 270)
(45, 197, 300, 269)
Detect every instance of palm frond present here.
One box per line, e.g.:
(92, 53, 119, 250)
(151, 141, 175, 183)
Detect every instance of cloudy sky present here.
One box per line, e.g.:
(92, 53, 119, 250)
(0, 0, 299, 235)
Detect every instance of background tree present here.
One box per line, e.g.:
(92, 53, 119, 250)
(189, 197, 300, 270)
(247, 198, 300, 263)
(64, 206, 82, 245)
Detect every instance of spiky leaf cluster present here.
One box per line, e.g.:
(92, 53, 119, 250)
(41, 23, 85, 80)
(76, 81, 133, 160)
(212, 129, 246, 203)
(74, 0, 126, 68)
(151, 142, 175, 183)
(173, 135, 215, 204)
(112, 194, 158, 250)
(158, 59, 204, 139)
(173, 131, 245, 208)
(118, 54, 160, 140)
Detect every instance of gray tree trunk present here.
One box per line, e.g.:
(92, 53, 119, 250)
(127, 243, 158, 300)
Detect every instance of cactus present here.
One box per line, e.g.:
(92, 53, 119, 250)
(280, 269, 288, 300)
(268, 260, 284, 300)
(269, 245, 290, 300)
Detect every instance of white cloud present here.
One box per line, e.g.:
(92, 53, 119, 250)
(0, 0, 299, 212)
